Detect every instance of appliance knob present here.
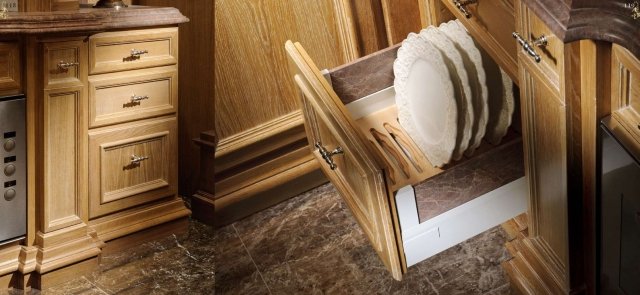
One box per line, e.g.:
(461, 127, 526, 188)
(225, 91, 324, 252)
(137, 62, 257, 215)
(3, 139, 15, 152)
(4, 164, 15, 176)
(4, 188, 16, 201)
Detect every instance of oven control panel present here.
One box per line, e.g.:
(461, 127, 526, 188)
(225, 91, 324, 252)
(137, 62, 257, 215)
(0, 96, 26, 244)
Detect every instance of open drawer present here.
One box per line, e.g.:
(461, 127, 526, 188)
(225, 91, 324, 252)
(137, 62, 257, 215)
(285, 41, 526, 280)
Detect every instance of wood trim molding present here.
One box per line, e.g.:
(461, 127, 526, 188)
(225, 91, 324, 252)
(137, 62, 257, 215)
(32, 224, 102, 275)
(88, 198, 190, 242)
(0, 244, 21, 277)
(332, 0, 360, 62)
(215, 111, 307, 176)
(0, 7, 187, 34)
(202, 111, 327, 226)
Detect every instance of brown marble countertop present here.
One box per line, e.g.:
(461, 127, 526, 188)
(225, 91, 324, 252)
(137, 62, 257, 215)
(0, 5, 188, 34)
(523, 0, 640, 57)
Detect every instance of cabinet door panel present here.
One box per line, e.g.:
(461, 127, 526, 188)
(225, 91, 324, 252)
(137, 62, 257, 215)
(285, 41, 403, 280)
(520, 65, 568, 268)
(611, 44, 640, 144)
(88, 117, 177, 219)
(42, 86, 87, 232)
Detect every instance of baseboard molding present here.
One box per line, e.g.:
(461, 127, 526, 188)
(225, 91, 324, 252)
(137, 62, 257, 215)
(191, 191, 215, 226)
(89, 198, 191, 242)
(214, 158, 327, 226)
(502, 215, 568, 294)
(207, 111, 327, 226)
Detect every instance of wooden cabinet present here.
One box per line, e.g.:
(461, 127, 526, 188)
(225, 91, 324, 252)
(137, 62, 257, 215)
(287, 38, 528, 280)
(88, 28, 178, 74)
(24, 25, 187, 289)
(0, 42, 21, 96)
(86, 27, 184, 240)
(88, 117, 177, 218)
(88, 65, 178, 127)
(39, 37, 89, 233)
(611, 44, 640, 144)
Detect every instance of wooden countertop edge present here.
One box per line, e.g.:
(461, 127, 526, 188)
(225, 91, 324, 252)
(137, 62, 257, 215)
(0, 5, 189, 34)
(522, 0, 640, 58)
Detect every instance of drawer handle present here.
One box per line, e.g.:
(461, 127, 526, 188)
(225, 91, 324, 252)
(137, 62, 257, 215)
(315, 142, 344, 170)
(57, 61, 79, 70)
(130, 154, 149, 165)
(512, 32, 544, 63)
(630, 1, 640, 19)
(453, 0, 476, 18)
(130, 49, 149, 57)
(130, 94, 150, 103)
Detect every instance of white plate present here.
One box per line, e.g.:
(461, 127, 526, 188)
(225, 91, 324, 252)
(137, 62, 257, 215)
(419, 26, 474, 161)
(394, 32, 457, 167)
(451, 21, 513, 145)
(439, 20, 489, 157)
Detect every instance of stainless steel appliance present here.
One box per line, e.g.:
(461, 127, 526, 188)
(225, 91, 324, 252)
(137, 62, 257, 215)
(0, 95, 25, 245)
(599, 118, 640, 295)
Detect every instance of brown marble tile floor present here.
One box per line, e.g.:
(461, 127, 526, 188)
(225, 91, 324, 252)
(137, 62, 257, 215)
(216, 183, 514, 295)
(3, 181, 514, 294)
(1, 218, 216, 295)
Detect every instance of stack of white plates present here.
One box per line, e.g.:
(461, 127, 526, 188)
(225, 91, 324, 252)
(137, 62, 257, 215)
(394, 20, 514, 168)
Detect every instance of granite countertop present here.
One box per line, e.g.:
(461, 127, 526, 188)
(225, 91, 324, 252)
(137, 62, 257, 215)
(523, 0, 640, 57)
(0, 5, 188, 34)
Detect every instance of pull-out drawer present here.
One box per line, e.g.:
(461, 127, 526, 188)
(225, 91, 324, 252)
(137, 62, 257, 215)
(43, 38, 88, 89)
(88, 65, 178, 128)
(514, 0, 564, 89)
(611, 44, 640, 145)
(88, 117, 177, 219)
(89, 27, 178, 75)
(286, 41, 526, 280)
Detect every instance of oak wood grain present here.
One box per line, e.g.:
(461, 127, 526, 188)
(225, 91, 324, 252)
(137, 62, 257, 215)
(611, 44, 640, 144)
(214, 0, 352, 140)
(287, 40, 403, 280)
(135, 0, 214, 197)
(88, 28, 178, 75)
(0, 42, 21, 96)
(380, 0, 422, 45)
(88, 65, 178, 128)
(88, 117, 177, 219)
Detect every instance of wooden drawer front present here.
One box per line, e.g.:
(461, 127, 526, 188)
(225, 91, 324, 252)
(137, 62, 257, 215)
(89, 66, 178, 128)
(89, 28, 178, 75)
(612, 44, 640, 143)
(516, 1, 563, 85)
(0, 42, 21, 95)
(441, 0, 518, 83)
(43, 39, 88, 88)
(89, 117, 177, 218)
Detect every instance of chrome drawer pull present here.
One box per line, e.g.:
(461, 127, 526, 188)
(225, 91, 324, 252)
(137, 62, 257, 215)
(130, 94, 149, 103)
(453, 0, 476, 18)
(513, 32, 542, 63)
(130, 49, 149, 57)
(57, 61, 79, 69)
(130, 154, 149, 164)
(315, 142, 344, 170)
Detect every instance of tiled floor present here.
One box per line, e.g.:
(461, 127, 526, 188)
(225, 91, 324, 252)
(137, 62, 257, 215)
(4, 181, 514, 294)
(2, 219, 216, 295)
(216, 183, 514, 294)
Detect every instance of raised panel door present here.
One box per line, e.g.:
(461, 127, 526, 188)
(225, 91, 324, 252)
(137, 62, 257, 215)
(286, 41, 403, 280)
